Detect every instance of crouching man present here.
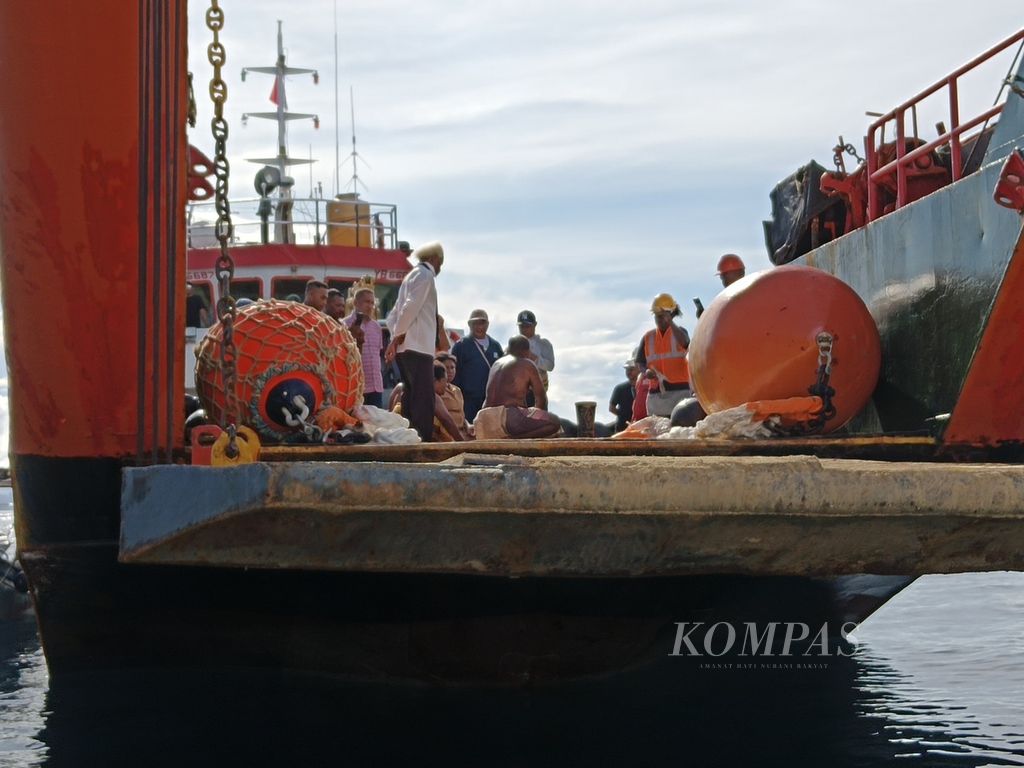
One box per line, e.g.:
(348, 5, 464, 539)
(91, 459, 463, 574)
(474, 336, 561, 439)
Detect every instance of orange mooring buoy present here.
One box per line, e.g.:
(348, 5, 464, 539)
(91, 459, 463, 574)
(195, 300, 364, 440)
(688, 266, 881, 432)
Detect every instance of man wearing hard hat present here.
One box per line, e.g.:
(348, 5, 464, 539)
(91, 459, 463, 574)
(716, 253, 746, 288)
(635, 293, 691, 417)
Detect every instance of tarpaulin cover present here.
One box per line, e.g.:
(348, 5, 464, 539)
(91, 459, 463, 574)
(762, 161, 845, 266)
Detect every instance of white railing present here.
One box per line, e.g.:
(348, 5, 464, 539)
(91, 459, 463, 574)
(186, 196, 400, 249)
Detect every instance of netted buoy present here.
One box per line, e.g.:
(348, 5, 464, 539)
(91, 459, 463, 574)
(195, 299, 364, 440)
(688, 266, 880, 432)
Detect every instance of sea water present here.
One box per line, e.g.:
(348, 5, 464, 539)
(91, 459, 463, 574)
(0, 489, 1021, 766)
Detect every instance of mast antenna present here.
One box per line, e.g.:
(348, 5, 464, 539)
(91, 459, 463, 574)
(346, 86, 369, 193)
(239, 21, 320, 243)
(333, 0, 340, 196)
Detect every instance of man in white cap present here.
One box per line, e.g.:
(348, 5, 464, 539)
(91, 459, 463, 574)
(516, 309, 555, 406)
(451, 308, 503, 422)
(385, 242, 444, 441)
(634, 293, 691, 417)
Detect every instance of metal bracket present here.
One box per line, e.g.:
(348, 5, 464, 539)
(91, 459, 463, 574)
(993, 148, 1024, 212)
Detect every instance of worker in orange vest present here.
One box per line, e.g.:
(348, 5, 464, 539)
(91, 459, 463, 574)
(634, 293, 691, 417)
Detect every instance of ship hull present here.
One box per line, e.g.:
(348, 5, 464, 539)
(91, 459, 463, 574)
(23, 542, 897, 684)
(16, 456, 913, 684)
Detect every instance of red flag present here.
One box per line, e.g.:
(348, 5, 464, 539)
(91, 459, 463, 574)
(269, 76, 286, 109)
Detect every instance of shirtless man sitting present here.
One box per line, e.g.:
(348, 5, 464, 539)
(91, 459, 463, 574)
(474, 335, 561, 439)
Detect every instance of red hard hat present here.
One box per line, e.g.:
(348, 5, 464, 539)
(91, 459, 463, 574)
(716, 254, 745, 275)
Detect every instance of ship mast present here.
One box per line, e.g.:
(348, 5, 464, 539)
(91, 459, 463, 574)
(241, 21, 319, 243)
(346, 86, 368, 194)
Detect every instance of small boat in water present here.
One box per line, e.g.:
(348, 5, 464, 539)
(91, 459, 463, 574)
(0, 6, 1022, 683)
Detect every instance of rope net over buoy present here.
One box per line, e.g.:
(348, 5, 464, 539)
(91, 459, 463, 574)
(195, 299, 364, 441)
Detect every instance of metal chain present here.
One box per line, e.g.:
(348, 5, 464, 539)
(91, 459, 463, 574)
(280, 396, 325, 443)
(806, 332, 837, 430)
(187, 72, 197, 128)
(206, 0, 239, 458)
(832, 135, 864, 173)
(765, 332, 837, 437)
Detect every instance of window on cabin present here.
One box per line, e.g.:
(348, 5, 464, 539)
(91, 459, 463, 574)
(376, 285, 399, 318)
(229, 278, 261, 301)
(272, 277, 312, 301)
(326, 279, 353, 299)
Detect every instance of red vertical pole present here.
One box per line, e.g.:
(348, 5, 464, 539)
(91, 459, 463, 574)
(895, 111, 907, 210)
(866, 126, 879, 222)
(948, 77, 962, 181)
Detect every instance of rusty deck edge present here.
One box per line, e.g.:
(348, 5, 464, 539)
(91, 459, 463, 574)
(209, 435, 946, 464)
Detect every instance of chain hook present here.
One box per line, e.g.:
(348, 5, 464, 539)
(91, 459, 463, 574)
(281, 395, 324, 442)
(806, 332, 837, 431)
(816, 331, 834, 374)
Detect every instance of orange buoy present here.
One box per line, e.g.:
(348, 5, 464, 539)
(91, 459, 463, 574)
(195, 300, 364, 440)
(688, 266, 881, 432)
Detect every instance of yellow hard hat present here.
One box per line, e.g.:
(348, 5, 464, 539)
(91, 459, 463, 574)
(650, 293, 679, 313)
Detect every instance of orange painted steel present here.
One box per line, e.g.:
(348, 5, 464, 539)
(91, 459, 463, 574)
(0, 2, 187, 459)
(689, 266, 881, 433)
(943, 222, 1024, 446)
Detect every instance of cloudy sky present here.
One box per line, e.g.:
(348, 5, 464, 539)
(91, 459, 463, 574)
(183, 1, 1021, 418)
(3, 4, 1019, 463)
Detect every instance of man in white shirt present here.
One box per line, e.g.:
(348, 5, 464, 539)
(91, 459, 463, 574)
(516, 310, 554, 406)
(385, 242, 444, 441)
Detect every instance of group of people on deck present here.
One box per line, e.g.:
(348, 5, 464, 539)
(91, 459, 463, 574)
(330, 242, 560, 443)
(301, 242, 747, 443)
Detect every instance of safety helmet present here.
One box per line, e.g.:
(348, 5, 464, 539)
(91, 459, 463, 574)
(716, 254, 745, 275)
(650, 293, 679, 314)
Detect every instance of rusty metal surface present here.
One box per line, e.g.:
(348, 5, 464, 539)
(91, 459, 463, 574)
(246, 435, 942, 464)
(121, 455, 1024, 577)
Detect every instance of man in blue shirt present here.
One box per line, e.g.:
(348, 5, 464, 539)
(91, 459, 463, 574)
(609, 359, 640, 433)
(451, 308, 503, 422)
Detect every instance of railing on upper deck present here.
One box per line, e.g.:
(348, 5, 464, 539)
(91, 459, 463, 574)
(185, 196, 400, 249)
(866, 28, 1024, 222)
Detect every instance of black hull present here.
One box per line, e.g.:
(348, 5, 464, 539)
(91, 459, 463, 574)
(22, 542, 901, 684)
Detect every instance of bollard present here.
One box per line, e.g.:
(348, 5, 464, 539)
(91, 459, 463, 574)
(575, 401, 597, 438)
